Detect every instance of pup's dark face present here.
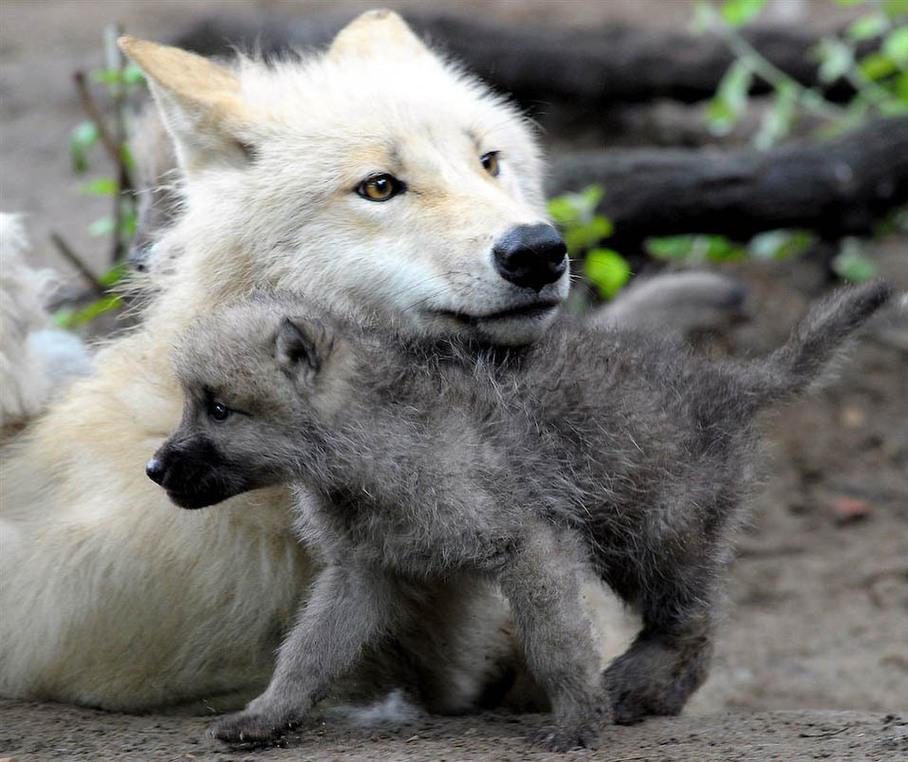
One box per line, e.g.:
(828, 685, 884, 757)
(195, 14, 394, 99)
(148, 300, 344, 509)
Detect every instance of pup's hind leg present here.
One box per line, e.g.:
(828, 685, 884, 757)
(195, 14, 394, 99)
(602, 561, 717, 725)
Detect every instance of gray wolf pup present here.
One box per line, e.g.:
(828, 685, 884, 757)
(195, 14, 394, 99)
(150, 281, 892, 749)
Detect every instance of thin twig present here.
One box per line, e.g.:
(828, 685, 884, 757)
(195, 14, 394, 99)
(50, 232, 105, 295)
(104, 22, 132, 264)
(705, 6, 844, 122)
(73, 70, 119, 166)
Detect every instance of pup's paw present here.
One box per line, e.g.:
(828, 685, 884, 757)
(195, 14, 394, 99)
(531, 721, 600, 752)
(208, 710, 295, 745)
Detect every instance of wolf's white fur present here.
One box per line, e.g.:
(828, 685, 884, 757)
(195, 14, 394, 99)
(0, 11, 593, 712)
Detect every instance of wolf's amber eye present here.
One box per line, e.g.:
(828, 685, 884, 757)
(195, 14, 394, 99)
(208, 401, 231, 422)
(357, 174, 403, 202)
(481, 151, 500, 177)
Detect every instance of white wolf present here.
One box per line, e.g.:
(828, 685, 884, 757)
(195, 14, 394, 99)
(1, 10, 637, 714)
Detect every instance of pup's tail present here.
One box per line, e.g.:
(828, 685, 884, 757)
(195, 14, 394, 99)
(743, 280, 893, 411)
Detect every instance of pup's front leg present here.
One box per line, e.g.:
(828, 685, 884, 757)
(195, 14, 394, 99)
(498, 524, 609, 752)
(210, 564, 400, 744)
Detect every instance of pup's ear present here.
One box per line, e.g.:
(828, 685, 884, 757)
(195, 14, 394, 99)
(328, 9, 431, 62)
(275, 317, 332, 379)
(119, 36, 252, 175)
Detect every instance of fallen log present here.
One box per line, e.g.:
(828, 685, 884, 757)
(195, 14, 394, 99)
(175, 12, 866, 113)
(547, 116, 908, 246)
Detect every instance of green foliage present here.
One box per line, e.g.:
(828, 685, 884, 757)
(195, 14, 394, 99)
(832, 239, 878, 281)
(53, 262, 127, 330)
(721, 0, 766, 27)
(698, 0, 908, 147)
(53, 294, 124, 330)
(708, 60, 753, 134)
(585, 249, 631, 298)
(688, 1, 905, 283)
(547, 186, 630, 299)
(646, 230, 816, 265)
(646, 235, 746, 263)
(70, 121, 99, 173)
(61, 45, 148, 331)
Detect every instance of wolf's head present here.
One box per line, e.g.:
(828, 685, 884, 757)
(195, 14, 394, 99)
(123, 10, 566, 345)
(148, 296, 361, 509)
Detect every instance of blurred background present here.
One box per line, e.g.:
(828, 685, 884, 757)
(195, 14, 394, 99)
(1, 0, 906, 728)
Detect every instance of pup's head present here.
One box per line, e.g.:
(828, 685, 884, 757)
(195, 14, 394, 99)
(121, 10, 567, 346)
(148, 298, 352, 509)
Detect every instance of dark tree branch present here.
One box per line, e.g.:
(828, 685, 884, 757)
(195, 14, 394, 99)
(175, 12, 870, 112)
(546, 117, 908, 246)
(50, 232, 105, 295)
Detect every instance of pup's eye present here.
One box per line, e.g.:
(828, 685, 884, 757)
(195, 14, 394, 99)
(208, 401, 231, 422)
(356, 174, 404, 202)
(481, 151, 500, 177)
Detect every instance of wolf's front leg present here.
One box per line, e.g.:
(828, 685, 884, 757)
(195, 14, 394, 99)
(210, 564, 401, 744)
(498, 524, 609, 752)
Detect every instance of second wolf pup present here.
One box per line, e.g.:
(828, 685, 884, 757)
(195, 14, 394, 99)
(149, 281, 891, 750)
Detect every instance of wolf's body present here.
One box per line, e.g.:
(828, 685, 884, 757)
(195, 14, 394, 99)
(152, 281, 891, 749)
(0, 10, 601, 713)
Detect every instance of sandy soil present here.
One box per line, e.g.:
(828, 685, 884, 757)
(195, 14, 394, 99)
(2, 700, 907, 761)
(1, 1, 907, 761)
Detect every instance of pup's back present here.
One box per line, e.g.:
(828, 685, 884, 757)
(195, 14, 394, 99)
(507, 280, 892, 591)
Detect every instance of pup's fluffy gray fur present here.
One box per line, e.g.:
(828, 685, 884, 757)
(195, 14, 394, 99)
(151, 281, 891, 750)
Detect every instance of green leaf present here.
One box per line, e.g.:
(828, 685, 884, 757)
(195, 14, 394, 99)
(81, 177, 118, 196)
(122, 63, 146, 86)
(548, 197, 579, 226)
(69, 121, 98, 173)
(547, 185, 604, 227)
(749, 230, 814, 260)
(705, 236, 746, 261)
(846, 13, 889, 41)
(646, 236, 696, 260)
(896, 71, 908, 102)
(816, 38, 855, 83)
(708, 60, 753, 134)
(833, 242, 877, 282)
(883, 26, 908, 67)
(859, 52, 898, 80)
(564, 216, 614, 254)
(883, 0, 908, 18)
(90, 68, 122, 86)
(754, 82, 797, 149)
(88, 216, 115, 237)
(119, 143, 135, 170)
(585, 248, 631, 298)
(721, 0, 766, 26)
(53, 294, 123, 329)
(835, 0, 867, 6)
(99, 262, 127, 288)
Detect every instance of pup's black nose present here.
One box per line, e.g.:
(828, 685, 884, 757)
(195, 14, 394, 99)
(493, 224, 567, 292)
(145, 457, 166, 485)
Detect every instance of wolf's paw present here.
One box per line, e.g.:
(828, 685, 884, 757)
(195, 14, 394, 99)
(531, 721, 600, 752)
(208, 710, 296, 745)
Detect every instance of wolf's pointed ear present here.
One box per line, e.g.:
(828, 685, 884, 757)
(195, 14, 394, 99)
(275, 317, 331, 380)
(119, 36, 252, 174)
(328, 9, 431, 61)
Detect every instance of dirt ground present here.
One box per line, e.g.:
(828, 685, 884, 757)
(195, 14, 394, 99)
(2, 1, 907, 761)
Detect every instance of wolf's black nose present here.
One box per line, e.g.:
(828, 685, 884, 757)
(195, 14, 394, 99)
(493, 224, 567, 292)
(145, 457, 166, 485)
